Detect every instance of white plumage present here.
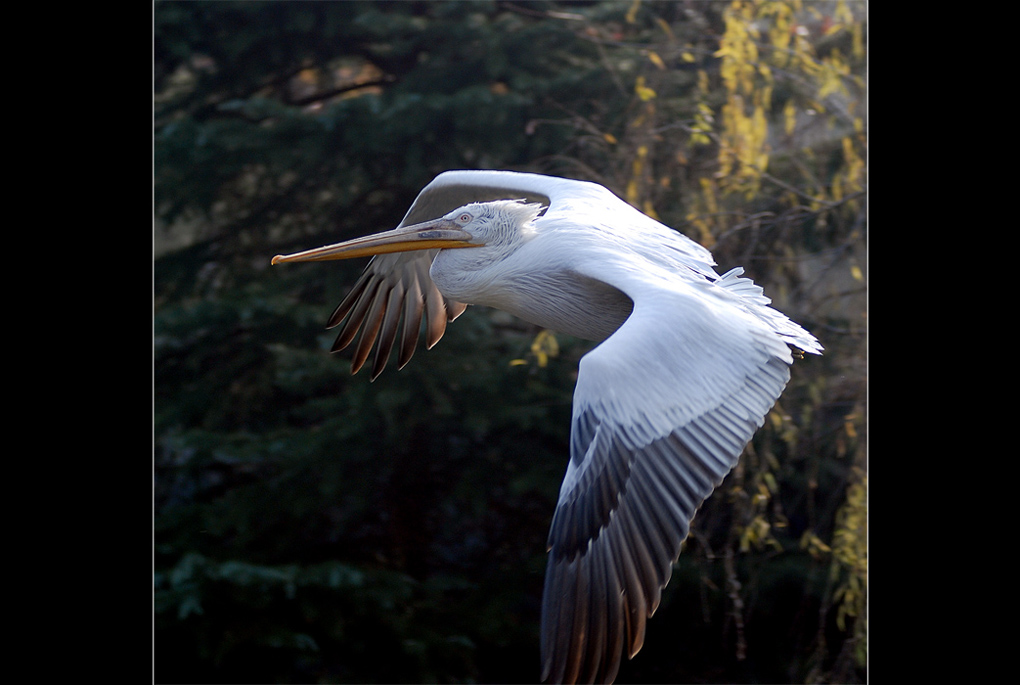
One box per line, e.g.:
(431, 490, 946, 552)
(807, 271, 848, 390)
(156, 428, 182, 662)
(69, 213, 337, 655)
(272, 170, 822, 684)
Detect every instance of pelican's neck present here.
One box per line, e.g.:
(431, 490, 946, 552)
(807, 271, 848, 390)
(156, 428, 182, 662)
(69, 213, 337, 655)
(431, 243, 632, 342)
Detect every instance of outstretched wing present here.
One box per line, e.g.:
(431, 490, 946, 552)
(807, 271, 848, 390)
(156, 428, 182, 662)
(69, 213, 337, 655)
(326, 170, 555, 379)
(325, 249, 466, 379)
(540, 265, 814, 684)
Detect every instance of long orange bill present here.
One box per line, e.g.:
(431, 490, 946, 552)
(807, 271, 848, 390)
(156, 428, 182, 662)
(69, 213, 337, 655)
(271, 217, 482, 265)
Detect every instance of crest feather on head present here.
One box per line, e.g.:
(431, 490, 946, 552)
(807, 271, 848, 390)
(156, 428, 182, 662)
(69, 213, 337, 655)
(482, 198, 546, 225)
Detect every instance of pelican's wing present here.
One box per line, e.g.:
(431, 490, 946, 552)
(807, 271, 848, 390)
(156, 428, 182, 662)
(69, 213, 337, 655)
(325, 249, 466, 380)
(328, 170, 556, 380)
(540, 267, 816, 684)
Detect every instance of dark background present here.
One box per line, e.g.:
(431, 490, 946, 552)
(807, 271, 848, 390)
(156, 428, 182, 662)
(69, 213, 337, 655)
(154, 2, 867, 682)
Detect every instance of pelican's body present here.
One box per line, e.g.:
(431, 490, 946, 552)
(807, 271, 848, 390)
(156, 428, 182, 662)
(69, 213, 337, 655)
(272, 170, 821, 684)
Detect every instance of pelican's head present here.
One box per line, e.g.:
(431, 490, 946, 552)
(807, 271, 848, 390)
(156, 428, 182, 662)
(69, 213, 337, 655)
(421, 200, 545, 301)
(270, 199, 544, 266)
(441, 199, 544, 249)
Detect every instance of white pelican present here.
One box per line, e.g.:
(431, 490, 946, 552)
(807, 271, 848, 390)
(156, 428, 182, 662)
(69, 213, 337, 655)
(272, 170, 822, 684)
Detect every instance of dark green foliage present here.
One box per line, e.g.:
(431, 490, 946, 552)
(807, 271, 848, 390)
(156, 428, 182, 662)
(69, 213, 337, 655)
(155, 2, 865, 682)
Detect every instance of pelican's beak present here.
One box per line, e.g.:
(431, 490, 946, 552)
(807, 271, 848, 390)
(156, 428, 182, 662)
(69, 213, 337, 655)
(271, 218, 481, 265)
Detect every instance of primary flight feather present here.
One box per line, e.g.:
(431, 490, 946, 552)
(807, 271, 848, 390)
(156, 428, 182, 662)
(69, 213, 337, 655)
(272, 170, 822, 684)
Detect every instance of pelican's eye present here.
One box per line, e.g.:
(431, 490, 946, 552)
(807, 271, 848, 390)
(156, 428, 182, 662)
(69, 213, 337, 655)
(458, 213, 472, 223)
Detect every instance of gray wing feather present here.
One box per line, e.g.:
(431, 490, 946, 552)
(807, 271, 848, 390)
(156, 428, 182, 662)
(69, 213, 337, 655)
(541, 359, 791, 683)
(540, 265, 803, 683)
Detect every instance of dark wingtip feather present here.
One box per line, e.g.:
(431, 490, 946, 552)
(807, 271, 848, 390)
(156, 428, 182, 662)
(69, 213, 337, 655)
(370, 283, 405, 380)
(350, 294, 387, 376)
(327, 269, 373, 330)
(331, 278, 382, 353)
(424, 285, 448, 349)
(447, 300, 468, 321)
(397, 279, 425, 369)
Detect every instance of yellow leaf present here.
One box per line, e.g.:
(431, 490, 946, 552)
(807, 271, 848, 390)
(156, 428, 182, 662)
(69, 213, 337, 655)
(850, 263, 863, 282)
(648, 51, 666, 70)
(681, 51, 695, 63)
(603, 132, 618, 145)
(844, 418, 857, 439)
(784, 99, 796, 135)
(634, 76, 656, 101)
(530, 330, 559, 368)
(836, 0, 854, 24)
(626, 180, 639, 205)
(655, 17, 674, 40)
(625, 0, 640, 24)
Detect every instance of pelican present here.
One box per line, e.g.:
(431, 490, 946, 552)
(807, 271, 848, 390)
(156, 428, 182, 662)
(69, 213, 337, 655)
(272, 170, 822, 684)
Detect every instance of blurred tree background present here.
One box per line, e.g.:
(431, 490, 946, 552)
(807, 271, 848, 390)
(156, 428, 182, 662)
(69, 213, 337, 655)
(154, 1, 866, 683)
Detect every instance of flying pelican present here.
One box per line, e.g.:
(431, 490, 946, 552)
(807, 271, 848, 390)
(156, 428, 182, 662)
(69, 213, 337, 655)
(272, 170, 822, 684)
